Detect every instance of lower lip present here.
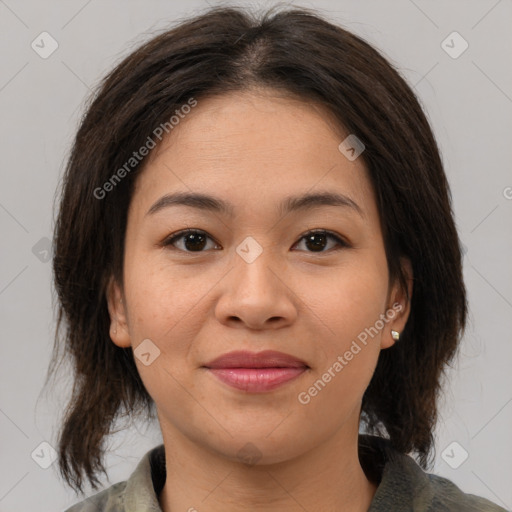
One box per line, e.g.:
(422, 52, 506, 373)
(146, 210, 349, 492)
(207, 367, 307, 392)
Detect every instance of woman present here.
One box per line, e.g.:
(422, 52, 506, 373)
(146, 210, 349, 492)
(50, 5, 507, 511)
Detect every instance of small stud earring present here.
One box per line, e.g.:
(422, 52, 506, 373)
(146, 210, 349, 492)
(391, 330, 400, 341)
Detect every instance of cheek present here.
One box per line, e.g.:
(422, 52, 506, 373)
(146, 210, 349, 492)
(296, 270, 387, 423)
(122, 255, 211, 381)
(124, 253, 199, 332)
(297, 257, 389, 412)
(122, 256, 204, 411)
(307, 262, 388, 350)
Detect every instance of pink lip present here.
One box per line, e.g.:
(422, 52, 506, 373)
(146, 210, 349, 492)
(203, 350, 309, 392)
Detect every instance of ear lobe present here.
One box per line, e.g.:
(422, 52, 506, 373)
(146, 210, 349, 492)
(106, 276, 131, 348)
(381, 257, 413, 350)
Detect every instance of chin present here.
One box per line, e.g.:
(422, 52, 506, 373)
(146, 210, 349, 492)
(200, 429, 310, 467)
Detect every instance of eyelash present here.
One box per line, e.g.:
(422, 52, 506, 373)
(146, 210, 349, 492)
(161, 228, 350, 253)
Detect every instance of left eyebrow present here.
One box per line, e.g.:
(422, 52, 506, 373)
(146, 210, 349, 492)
(279, 191, 364, 219)
(146, 190, 364, 219)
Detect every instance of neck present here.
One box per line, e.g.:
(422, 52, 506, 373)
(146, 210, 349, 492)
(158, 425, 377, 512)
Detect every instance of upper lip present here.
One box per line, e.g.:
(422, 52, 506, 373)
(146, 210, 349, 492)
(204, 350, 309, 369)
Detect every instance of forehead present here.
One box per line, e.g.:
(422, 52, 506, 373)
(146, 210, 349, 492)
(131, 89, 376, 222)
(150, 89, 347, 164)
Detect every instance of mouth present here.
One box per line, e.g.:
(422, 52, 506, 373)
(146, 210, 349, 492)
(203, 350, 309, 392)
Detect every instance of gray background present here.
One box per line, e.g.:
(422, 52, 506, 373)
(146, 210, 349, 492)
(1, 0, 511, 510)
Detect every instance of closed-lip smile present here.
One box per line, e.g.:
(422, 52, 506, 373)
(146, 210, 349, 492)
(203, 350, 309, 392)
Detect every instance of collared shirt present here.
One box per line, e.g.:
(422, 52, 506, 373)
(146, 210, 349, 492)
(64, 435, 508, 511)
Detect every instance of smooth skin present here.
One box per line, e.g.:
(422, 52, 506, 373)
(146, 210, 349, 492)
(107, 88, 413, 512)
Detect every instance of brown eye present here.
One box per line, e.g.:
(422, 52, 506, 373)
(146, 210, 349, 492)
(163, 229, 219, 252)
(163, 228, 348, 254)
(293, 230, 348, 253)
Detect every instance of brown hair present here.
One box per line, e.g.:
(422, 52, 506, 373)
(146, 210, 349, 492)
(47, 4, 467, 493)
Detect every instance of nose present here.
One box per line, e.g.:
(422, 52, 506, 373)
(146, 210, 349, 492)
(214, 243, 297, 330)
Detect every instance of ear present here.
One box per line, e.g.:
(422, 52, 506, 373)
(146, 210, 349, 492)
(106, 276, 131, 348)
(381, 257, 413, 350)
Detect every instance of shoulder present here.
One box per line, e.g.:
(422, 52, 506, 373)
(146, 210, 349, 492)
(63, 481, 127, 512)
(63, 443, 166, 512)
(360, 435, 508, 511)
(425, 472, 509, 512)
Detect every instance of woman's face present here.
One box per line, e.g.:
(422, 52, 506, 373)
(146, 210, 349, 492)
(108, 89, 411, 464)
